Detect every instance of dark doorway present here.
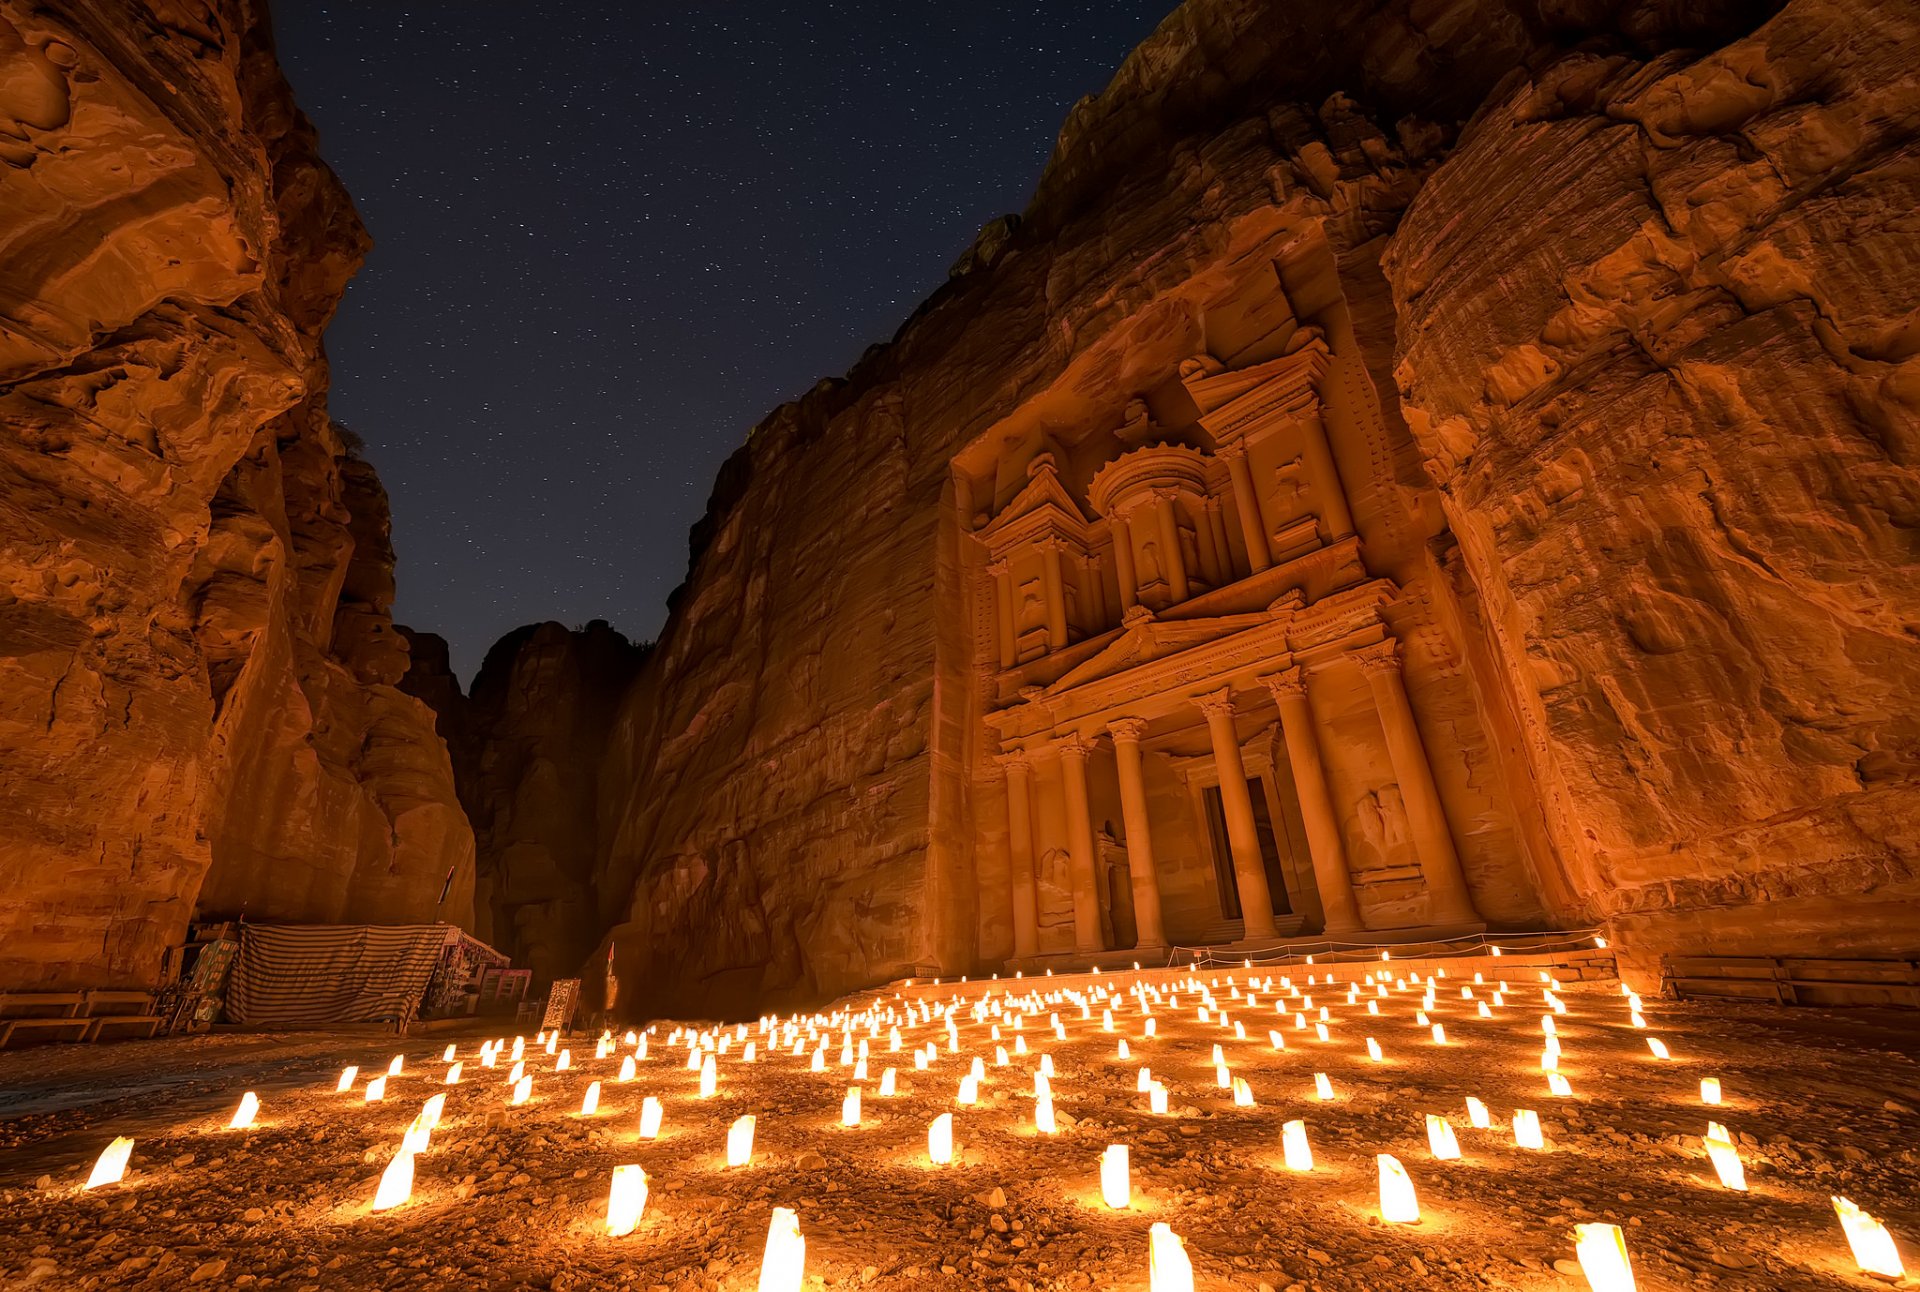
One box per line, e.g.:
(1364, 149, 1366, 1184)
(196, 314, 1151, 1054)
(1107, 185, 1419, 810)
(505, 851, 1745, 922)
(1202, 776, 1293, 920)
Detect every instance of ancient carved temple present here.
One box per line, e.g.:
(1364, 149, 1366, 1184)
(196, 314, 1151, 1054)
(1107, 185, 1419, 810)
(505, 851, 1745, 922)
(952, 250, 1557, 967)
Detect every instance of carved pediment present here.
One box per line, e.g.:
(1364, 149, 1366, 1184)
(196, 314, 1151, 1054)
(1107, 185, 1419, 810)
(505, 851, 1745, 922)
(976, 454, 1091, 551)
(1181, 337, 1332, 447)
(1046, 607, 1271, 694)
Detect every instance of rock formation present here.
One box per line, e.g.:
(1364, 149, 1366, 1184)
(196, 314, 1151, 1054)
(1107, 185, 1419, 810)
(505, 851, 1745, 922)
(560, 0, 1920, 1019)
(402, 621, 648, 986)
(0, 1, 473, 990)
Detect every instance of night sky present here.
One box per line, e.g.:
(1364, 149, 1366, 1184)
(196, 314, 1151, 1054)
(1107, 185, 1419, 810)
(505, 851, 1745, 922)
(268, 2, 1172, 682)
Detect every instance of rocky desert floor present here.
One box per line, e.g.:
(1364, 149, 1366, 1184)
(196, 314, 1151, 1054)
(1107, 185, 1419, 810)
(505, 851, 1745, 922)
(0, 971, 1916, 1291)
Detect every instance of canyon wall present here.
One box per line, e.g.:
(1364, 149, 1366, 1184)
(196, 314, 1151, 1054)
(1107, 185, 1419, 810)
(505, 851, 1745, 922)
(0, 1, 473, 990)
(1385, 0, 1920, 977)
(402, 622, 648, 986)
(582, 0, 1817, 1018)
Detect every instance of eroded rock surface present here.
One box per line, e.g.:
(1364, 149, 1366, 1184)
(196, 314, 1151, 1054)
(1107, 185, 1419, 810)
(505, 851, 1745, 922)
(1384, 0, 1920, 973)
(0, 1, 472, 989)
(578, 0, 1826, 1019)
(402, 622, 648, 987)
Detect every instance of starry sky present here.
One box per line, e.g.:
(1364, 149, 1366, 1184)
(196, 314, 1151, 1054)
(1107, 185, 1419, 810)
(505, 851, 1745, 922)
(268, 1, 1172, 683)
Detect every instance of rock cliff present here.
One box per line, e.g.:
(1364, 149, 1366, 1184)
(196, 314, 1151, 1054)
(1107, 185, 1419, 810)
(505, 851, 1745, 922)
(0, 0, 473, 990)
(1385, 0, 1920, 975)
(579, 0, 1849, 1018)
(401, 622, 649, 987)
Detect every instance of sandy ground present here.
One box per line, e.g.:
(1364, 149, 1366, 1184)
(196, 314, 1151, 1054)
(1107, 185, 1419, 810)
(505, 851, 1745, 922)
(0, 972, 1916, 1291)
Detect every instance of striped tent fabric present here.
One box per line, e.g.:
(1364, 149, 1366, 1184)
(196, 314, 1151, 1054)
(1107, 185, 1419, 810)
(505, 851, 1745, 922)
(226, 924, 451, 1026)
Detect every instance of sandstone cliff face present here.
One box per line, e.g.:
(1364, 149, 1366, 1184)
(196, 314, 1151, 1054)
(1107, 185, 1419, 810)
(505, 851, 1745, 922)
(584, 0, 1794, 1018)
(1384, 0, 1920, 974)
(402, 622, 647, 987)
(0, 1, 473, 990)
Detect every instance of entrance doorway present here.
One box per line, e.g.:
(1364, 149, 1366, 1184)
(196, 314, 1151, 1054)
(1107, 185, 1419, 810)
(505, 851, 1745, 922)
(1200, 776, 1293, 920)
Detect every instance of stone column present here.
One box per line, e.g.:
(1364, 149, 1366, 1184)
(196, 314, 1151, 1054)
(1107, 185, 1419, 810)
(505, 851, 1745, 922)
(1220, 443, 1270, 573)
(1111, 515, 1139, 611)
(1039, 540, 1069, 651)
(1297, 413, 1356, 540)
(1358, 641, 1480, 926)
(1194, 497, 1223, 588)
(1261, 668, 1364, 934)
(1154, 489, 1189, 602)
(1079, 554, 1107, 632)
(1106, 717, 1167, 949)
(1195, 688, 1278, 938)
(988, 559, 1015, 669)
(998, 751, 1040, 959)
(1055, 735, 1106, 954)
(1206, 498, 1233, 586)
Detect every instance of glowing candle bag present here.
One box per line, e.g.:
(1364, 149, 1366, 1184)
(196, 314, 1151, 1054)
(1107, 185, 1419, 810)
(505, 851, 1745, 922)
(1148, 1223, 1195, 1292)
(928, 1113, 953, 1165)
(1832, 1195, 1904, 1279)
(1376, 1154, 1420, 1223)
(606, 1164, 648, 1237)
(229, 1092, 259, 1130)
(728, 1115, 756, 1167)
(86, 1137, 134, 1189)
(1574, 1222, 1636, 1291)
(371, 1149, 413, 1212)
(639, 1096, 663, 1139)
(1101, 1144, 1130, 1208)
(758, 1205, 806, 1292)
(1282, 1120, 1313, 1171)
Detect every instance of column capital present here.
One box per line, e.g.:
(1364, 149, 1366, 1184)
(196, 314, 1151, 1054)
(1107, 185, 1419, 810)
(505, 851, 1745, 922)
(1108, 716, 1150, 744)
(993, 748, 1032, 775)
(1214, 440, 1248, 462)
(1151, 485, 1185, 504)
(1355, 639, 1403, 679)
(1260, 667, 1308, 702)
(1054, 732, 1094, 763)
(1194, 687, 1236, 721)
(985, 557, 1010, 576)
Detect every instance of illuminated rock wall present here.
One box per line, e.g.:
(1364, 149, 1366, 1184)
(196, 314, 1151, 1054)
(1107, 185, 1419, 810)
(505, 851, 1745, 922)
(1385, 0, 1920, 975)
(0, 1, 473, 990)
(587, 0, 1822, 1017)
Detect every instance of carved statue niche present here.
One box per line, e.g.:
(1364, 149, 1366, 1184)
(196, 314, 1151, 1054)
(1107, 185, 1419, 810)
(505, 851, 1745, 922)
(1353, 784, 1410, 868)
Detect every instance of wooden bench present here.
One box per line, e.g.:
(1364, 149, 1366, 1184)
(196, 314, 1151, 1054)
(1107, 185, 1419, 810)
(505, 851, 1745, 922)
(0, 990, 162, 1047)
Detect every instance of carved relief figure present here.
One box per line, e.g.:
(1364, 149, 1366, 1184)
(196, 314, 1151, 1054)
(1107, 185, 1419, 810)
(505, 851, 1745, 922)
(1354, 784, 1410, 863)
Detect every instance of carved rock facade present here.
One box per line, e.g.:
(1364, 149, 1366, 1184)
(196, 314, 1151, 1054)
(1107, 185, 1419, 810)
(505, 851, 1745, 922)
(0, 1, 474, 989)
(586, 0, 1920, 1017)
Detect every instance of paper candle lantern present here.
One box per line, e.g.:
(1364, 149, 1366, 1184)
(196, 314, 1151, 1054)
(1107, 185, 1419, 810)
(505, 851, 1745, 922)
(1377, 1154, 1420, 1223)
(1548, 1073, 1573, 1098)
(1149, 1223, 1194, 1292)
(1466, 1096, 1491, 1128)
(556, 1049, 572, 1072)
(1035, 1088, 1056, 1134)
(511, 1076, 532, 1105)
(1232, 1078, 1255, 1107)
(1832, 1195, 1904, 1278)
(1101, 1145, 1130, 1208)
(1646, 1038, 1670, 1060)
(879, 1067, 897, 1097)
(957, 1075, 978, 1106)
(700, 1055, 718, 1098)
(759, 1206, 806, 1292)
(1426, 1114, 1461, 1160)
(728, 1114, 756, 1166)
(1149, 1082, 1169, 1115)
(639, 1096, 663, 1139)
(581, 1080, 602, 1116)
(1513, 1109, 1544, 1150)
(1314, 1073, 1333, 1100)
(1703, 1122, 1746, 1191)
(85, 1137, 133, 1189)
(229, 1092, 259, 1130)
(1282, 1119, 1313, 1171)
(371, 1148, 413, 1212)
(1700, 1077, 1721, 1105)
(336, 1066, 358, 1092)
(1574, 1222, 1636, 1290)
(925, 1111, 954, 1165)
(618, 1055, 636, 1083)
(365, 1076, 387, 1102)
(445, 1062, 463, 1086)
(442, 1043, 457, 1062)
(387, 1055, 404, 1077)
(1366, 1038, 1383, 1062)
(842, 1087, 862, 1127)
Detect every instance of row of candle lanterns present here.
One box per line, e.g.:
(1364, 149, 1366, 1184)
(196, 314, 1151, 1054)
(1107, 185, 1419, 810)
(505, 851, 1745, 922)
(72, 959, 1908, 1289)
